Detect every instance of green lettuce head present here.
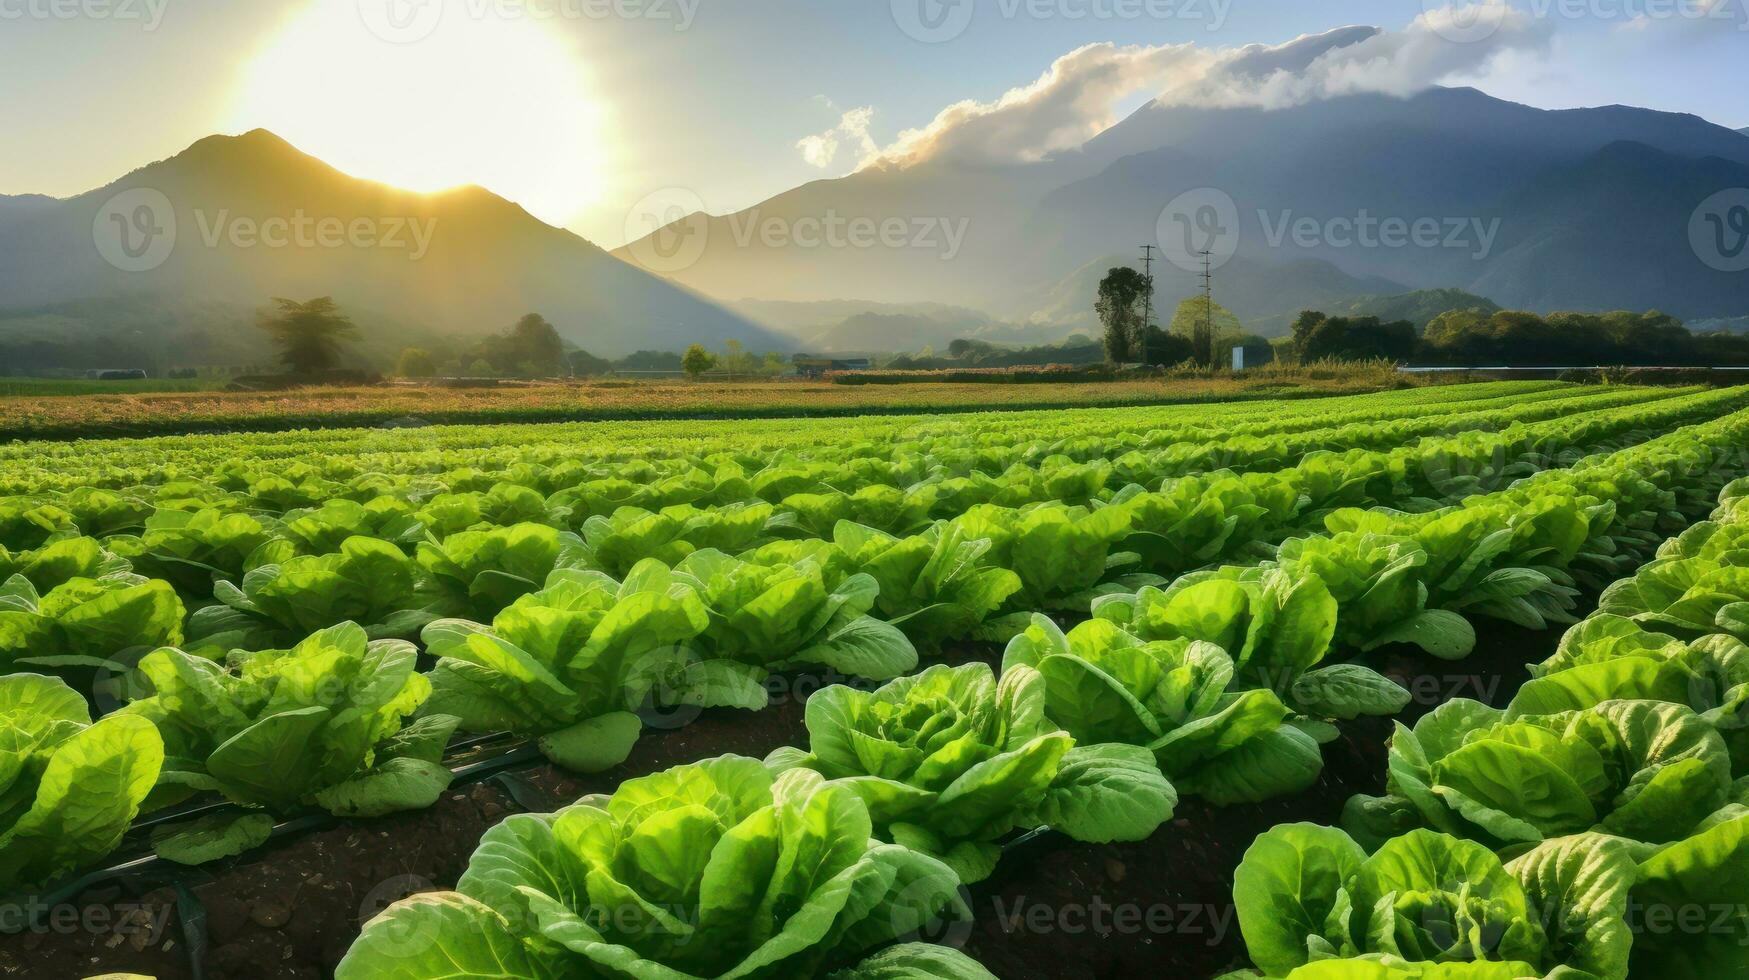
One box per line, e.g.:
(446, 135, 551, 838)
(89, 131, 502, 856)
(0, 574, 185, 684)
(186, 535, 437, 653)
(335, 756, 996, 980)
(0, 673, 163, 891)
(767, 662, 1175, 883)
(121, 622, 457, 817)
(422, 562, 763, 773)
(1344, 698, 1733, 856)
(1004, 613, 1323, 805)
(673, 550, 917, 682)
(1231, 825, 1635, 979)
(416, 521, 589, 620)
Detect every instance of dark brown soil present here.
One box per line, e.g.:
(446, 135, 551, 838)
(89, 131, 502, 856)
(0, 624, 1559, 980)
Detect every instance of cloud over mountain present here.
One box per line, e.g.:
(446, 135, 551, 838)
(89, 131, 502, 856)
(844, 8, 1551, 172)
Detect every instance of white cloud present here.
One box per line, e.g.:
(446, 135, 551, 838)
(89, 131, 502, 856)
(797, 105, 878, 170)
(857, 7, 1552, 171)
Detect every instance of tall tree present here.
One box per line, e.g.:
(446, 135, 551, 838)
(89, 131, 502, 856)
(1168, 296, 1243, 368)
(1095, 267, 1150, 364)
(681, 344, 717, 380)
(509, 313, 567, 376)
(256, 297, 360, 374)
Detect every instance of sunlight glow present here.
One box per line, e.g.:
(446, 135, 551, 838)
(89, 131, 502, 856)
(230, 0, 610, 227)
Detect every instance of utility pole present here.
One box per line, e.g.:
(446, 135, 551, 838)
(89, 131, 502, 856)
(1198, 249, 1215, 370)
(1138, 244, 1157, 368)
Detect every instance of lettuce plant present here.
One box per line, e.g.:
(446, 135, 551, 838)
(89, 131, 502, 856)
(0, 574, 185, 680)
(0, 536, 131, 592)
(415, 521, 589, 620)
(1343, 698, 1735, 856)
(0, 497, 75, 551)
(1004, 614, 1323, 805)
(1596, 553, 1749, 637)
(106, 507, 278, 599)
(783, 486, 937, 538)
(673, 550, 917, 682)
(413, 483, 562, 537)
(1275, 532, 1476, 660)
(119, 622, 457, 818)
(766, 662, 1175, 883)
(1224, 825, 1635, 979)
(422, 563, 763, 772)
(830, 522, 1021, 648)
(580, 503, 780, 577)
(276, 496, 425, 555)
(0, 673, 163, 891)
(186, 535, 437, 652)
(1091, 567, 1409, 721)
(949, 502, 1135, 609)
(335, 756, 996, 980)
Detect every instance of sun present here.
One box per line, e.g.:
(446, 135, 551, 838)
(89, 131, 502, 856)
(230, 0, 610, 227)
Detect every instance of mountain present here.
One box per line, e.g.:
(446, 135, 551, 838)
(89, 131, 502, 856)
(619, 85, 1749, 324)
(727, 298, 1085, 353)
(0, 131, 778, 366)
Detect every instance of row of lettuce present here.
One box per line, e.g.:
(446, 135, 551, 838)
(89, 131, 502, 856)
(4, 386, 1748, 979)
(2, 394, 1743, 890)
(0, 380, 1595, 496)
(1215, 474, 1749, 979)
(328, 409, 1749, 980)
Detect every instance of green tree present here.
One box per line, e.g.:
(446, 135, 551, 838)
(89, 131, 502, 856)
(682, 344, 717, 380)
(509, 313, 566, 376)
(1095, 267, 1150, 364)
(395, 347, 436, 378)
(568, 349, 613, 377)
(721, 339, 757, 378)
(1168, 295, 1243, 368)
(256, 297, 360, 374)
(760, 351, 789, 376)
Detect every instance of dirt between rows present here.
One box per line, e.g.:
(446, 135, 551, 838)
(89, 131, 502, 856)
(0, 625, 1545, 980)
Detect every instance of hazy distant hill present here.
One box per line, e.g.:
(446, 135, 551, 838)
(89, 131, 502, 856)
(0, 131, 777, 364)
(621, 83, 1749, 324)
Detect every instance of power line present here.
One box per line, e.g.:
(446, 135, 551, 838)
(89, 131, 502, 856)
(1138, 244, 1157, 367)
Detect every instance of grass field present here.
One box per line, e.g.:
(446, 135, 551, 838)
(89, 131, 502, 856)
(0, 373, 1433, 440)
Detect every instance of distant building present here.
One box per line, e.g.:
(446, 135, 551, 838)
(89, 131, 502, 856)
(793, 356, 872, 379)
(85, 369, 149, 381)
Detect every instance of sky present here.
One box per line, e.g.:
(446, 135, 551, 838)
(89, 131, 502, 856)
(2, 0, 1746, 247)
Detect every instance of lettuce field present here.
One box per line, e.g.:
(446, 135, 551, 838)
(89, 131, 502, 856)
(5, 380, 1749, 978)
